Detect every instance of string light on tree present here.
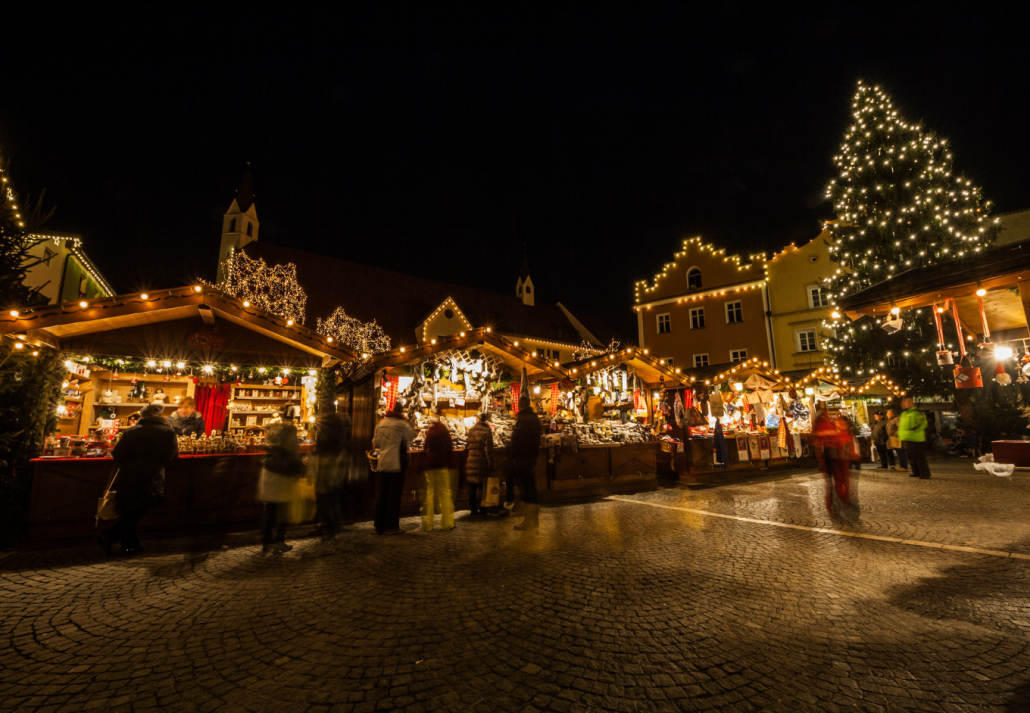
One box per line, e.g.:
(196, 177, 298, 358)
(316, 307, 391, 356)
(215, 252, 307, 324)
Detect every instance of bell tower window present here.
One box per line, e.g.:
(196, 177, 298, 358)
(229, 218, 236, 232)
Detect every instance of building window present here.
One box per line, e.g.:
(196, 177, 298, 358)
(541, 348, 560, 362)
(78, 276, 88, 298)
(693, 353, 709, 368)
(663, 357, 674, 368)
(725, 301, 743, 324)
(42, 247, 57, 266)
(690, 307, 705, 329)
(524, 285, 531, 294)
(730, 349, 748, 363)
(229, 218, 236, 232)
(808, 285, 828, 308)
(797, 329, 819, 353)
(246, 223, 253, 237)
(657, 313, 671, 334)
(687, 267, 702, 290)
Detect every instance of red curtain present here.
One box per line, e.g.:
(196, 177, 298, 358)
(194, 383, 231, 435)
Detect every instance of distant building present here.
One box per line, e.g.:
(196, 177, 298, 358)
(216, 179, 611, 360)
(23, 231, 114, 305)
(994, 208, 1030, 247)
(763, 231, 834, 371)
(633, 236, 772, 372)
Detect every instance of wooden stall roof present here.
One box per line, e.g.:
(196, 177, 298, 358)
(706, 357, 786, 388)
(0, 286, 356, 366)
(839, 241, 1030, 324)
(780, 367, 871, 395)
(561, 347, 691, 387)
(854, 373, 905, 398)
(338, 326, 570, 390)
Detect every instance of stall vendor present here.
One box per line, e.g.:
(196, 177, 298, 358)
(167, 396, 206, 437)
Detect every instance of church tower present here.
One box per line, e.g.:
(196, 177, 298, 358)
(216, 167, 260, 284)
(516, 246, 534, 306)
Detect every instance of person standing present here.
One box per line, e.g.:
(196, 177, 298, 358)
(871, 411, 890, 470)
(885, 408, 908, 472)
(813, 406, 850, 517)
(257, 408, 305, 553)
(97, 403, 178, 556)
(373, 401, 414, 535)
(898, 398, 932, 480)
(421, 419, 455, 531)
(313, 402, 350, 540)
(465, 413, 495, 517)
(168, 396, 205, 437)
(509, 397, 542, 531)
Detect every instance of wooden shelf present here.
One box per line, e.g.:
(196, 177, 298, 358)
(235, 385, 302, 391)
(229, 410, 280, 415)
(233, 396, 300, 402)
(92, 402, 151, 408)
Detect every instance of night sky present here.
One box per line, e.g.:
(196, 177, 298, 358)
(3, 5, 1030, 339)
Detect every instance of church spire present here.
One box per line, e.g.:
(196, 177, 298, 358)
(216, 165, 260, 284)
(516, 243, 534, 306)
(234, 164, 254, 212)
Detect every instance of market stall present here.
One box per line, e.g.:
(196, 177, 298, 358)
(336, 334, 670, 517)
(661, 357, 807, 483)
(0, 286, 355, 544)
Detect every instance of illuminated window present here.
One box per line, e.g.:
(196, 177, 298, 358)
(687, 267, 702, 290)
(725, 301, 743, 324)
(657, 313, 671, 334)
(690, 308, 705, 330)
(797, 329, 819, 353)
(730, 349, 748, 363)
(693, 353, 709, 368)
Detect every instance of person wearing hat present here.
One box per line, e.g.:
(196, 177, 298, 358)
(97, 403, 178, 556)
(871, 411, 890, 470)
(372, 399, 414, 534)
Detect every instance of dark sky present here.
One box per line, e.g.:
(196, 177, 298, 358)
(3, 4, 1029, 339)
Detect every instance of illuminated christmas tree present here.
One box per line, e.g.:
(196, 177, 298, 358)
(216, 252, 307, 325)
(821, 81, 1001, 395)
(316, 307, 391, 356)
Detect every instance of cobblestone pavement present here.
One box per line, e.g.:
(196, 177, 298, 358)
(4, 457, 1030, 712)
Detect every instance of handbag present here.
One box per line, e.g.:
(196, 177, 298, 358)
(282, 476, 317, 524)
(953, 356, 983, 389)
(96, 468, 120, 523)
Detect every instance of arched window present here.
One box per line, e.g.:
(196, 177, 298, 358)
(687, 267, 702, 290)
(524, 285, 531, 294)
(229, 218, 236, 232)
(246, 223, 253, 237)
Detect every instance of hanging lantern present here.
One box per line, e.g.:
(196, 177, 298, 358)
(932, 302, 953, 365)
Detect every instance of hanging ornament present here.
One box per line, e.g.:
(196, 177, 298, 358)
(996, 360, 1012, 386)
(510, 382, 521, 414)
(1021, 349, 1030, 377)
(933, 301, 953, 366)
(550, 384, 560, 416)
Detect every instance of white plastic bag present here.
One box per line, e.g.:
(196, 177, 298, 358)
(974, 459, 1014, 477)
(978, 453, 995, 464)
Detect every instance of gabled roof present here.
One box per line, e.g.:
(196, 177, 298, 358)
(562, 347, 692, 387)
(243, 242, 613, 349)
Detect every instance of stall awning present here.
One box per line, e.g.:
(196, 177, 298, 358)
(706, 357, 785, 390)
(561, 348, 691, 387)
(340, 327, 571, 389)
(0, 287, 356, 368)
(854, 374, 905, 398)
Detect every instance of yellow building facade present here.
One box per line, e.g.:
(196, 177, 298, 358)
(762, 230, 834, 371)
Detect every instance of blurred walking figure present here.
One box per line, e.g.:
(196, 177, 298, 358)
(257, 407, 305, 553)
(813, 406, 852, 518)
(373, 400, 414, 535)
(899, 398, 932, 480)
(871, 411, 890, 469)
(314, 401, 351, 540)
(421, 418, 455, 531)
(885, 408, 909, 472)
(510, 397, 542, 531)
(97, 403, 177, 556)
(465, 413, 495, 517)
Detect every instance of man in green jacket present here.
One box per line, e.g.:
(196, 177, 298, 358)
(898, 398, 932, 480)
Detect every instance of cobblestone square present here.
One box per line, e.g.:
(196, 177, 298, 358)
(4, 459, 1030, 712)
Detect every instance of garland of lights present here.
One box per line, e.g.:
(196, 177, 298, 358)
(64, 354, 320, 383)
(215, 252, 307, 325)
(316, 307, 391, 357)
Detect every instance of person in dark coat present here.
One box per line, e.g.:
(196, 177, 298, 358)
(871, 411, 890, 469)
(421, 419, 456, 531)
(465, 413, 495, 517)
(167, 396, 205, 437)
(509, 398, 542, 531)
(98, 403, 178, 556)
(257, 408, 305, 553)
(314, 403, 350, 540)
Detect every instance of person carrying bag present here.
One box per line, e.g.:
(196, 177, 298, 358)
(257, 408, 307, 554)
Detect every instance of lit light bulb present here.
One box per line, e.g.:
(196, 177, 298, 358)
(258, 367, 266, 373)
(231, 365, 238, 372)
(995, 346, 1013, 360)
(14, 342, 23, 350)
(79, 301, 88, 308)
(194, 286, 202, 292)
(162, 360, 171, 368)
(976, 288, 986, 296)
(308, 369, 316, 376)
(533, 386, 540, 394)
(147, 360, 156, 367)
(64, 360, 73, 369)
(203, 365, 213, 373)
(890, 307, 900, 315)
(141, 293, 149, 300)
(176, 362, 185, 369)
(831, 311, 841, 319)
(243, 301, 250, 307)
(9, 310, 18, 317)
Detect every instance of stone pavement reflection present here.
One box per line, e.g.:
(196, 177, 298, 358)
(3, 458, 1030, 712)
